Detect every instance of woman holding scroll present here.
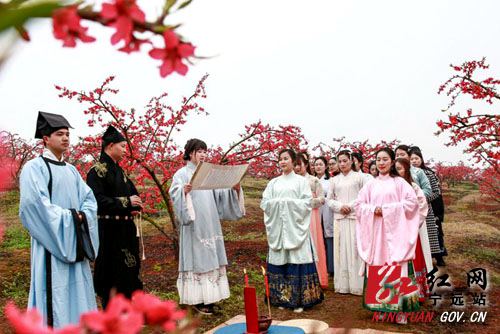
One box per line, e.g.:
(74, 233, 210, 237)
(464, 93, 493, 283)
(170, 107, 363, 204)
(169, 138, 244, 315)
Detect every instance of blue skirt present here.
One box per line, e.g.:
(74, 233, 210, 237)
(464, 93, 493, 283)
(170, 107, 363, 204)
(267, 262, 324, 309)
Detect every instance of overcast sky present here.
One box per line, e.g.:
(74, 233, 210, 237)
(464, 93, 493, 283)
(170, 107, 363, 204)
(0, 0, 499, 164)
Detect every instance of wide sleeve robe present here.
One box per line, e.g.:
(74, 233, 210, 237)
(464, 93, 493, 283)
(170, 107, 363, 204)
(19, 157, 99, 328)
(354, 175, 420, 269)
(169, 162, 244, 274)
(261, 172, 314, 266)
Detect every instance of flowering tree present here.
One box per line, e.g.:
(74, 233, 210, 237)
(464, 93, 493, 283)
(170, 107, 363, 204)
(0, 131, 38, 190)
(57, 75, 306, 248)
(433, 161, 479, 187)
(1, 0, 197, 77)
(313, 137, 401, 171)
(437, 58, 499, 200)
(5, 291, 193, 334)
(209, 121, 306, 179)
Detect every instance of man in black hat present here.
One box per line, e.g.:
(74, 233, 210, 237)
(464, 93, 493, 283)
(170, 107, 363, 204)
(19, 111, 99, 327)
(87, 125, 143, 308)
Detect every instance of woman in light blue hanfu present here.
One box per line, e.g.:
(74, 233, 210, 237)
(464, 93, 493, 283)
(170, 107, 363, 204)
(169, 138, 244, 315)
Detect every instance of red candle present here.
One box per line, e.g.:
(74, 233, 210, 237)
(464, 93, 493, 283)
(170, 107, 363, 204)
(261, 266, 270, 298)
(244, 268, 249, 287)
(244, 286, 259, 333)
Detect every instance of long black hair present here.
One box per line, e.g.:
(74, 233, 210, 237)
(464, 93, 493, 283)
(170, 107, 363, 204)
(368, 160, 378, 176)
(409, 147, 430, 171)
(314, 156, 330, 179)
(183, 138, 207, 161)
(278, 148, 297, 164)
(375, 147, 399, 177)
(351, 151, 364, 172)
(296, 152, 311, 174)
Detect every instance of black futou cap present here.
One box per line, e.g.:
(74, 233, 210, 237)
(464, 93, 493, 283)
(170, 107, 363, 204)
(102, 125, 126, 148)
(35, 111, 73, 139)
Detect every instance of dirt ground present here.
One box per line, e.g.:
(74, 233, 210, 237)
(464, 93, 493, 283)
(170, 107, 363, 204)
(0, 179, 498, 333)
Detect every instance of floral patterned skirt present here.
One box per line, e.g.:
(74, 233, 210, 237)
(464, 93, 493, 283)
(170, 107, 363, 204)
(267, 262, 324, 309)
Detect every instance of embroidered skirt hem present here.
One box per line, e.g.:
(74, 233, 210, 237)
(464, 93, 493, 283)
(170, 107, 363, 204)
(177, 266, 230, 305)
(267, 262, 324, 309)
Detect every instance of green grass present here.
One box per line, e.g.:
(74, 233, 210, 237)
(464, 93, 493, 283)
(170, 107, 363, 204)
(1, 272, 29, 307)
(0, 190, 20, 218)
(0, 225, 30, 250)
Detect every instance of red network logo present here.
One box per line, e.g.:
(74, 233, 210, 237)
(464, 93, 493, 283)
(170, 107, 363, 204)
(366, 264, 419, 305)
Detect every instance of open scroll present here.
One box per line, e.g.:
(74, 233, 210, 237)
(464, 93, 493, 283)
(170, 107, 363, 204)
(190, 162, 249, 190)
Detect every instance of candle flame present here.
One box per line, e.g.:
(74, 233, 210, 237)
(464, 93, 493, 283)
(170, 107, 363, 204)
(261, 266, 266, 275)
(244, 268, 247, 274)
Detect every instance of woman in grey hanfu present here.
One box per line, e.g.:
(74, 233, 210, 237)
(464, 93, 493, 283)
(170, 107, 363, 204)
(169, 139, 244, 315)
(261, 149, 323, 313)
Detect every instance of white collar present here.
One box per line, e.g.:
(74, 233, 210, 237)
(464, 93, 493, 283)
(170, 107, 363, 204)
(42, 148, 64, 162)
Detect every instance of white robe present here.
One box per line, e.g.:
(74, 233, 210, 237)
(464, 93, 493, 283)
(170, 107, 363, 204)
(327, 171, 368, 295)
(261, 172, 314, 265)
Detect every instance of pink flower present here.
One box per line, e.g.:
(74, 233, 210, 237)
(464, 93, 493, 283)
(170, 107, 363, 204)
(132, 291, 186, 331)
(52, 6, 95, 47)
(4, 302, 53, 334)
(80, 294, 143, 334)
(101, 0, 145, 48)
(149, 30, 195, 77)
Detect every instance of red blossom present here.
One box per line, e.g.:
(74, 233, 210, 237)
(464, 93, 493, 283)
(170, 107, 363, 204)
(80, 294, 143, 334)
(52, 6, 95, 47)
(4, 302, 53, 334)
(149, 30, 195, 77)
(131, 291, 186, 331)
(101, 0, 146, 49)
(436, 58, 499, 197)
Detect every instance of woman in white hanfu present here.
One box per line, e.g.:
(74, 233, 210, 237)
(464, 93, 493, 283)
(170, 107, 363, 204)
(327, 150, 369, 295)
(169, 139, 245, 315)
(261, 149, 323, 313)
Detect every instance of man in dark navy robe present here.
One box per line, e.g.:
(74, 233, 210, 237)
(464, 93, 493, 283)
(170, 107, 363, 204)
(87, 125, 143, 308)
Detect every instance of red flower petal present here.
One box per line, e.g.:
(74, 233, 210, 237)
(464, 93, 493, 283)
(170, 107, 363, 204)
(160, 59, 174, 77)
(149, 48, 167, 60)
(163, 30, 179, 49)
(174, 59, 188, 75)
(129, 6, 146, 23)
(101, 3, 118, 19)
(177, 43, 195, 58)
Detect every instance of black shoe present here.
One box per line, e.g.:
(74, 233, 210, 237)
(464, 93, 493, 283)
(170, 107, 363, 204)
(193, 304, 214, 315)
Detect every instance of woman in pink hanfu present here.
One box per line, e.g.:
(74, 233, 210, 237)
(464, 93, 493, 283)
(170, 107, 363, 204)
(295, 153, 329, 289)
(355, 148, 421, 317)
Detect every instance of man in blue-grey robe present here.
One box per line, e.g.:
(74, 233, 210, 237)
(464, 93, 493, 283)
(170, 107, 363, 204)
(169, 138, 244, 315)
(18, 112, 99, 328)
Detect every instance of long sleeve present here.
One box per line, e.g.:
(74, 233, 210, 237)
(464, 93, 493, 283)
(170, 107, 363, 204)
(261, 177, 312, 250)
(168, 169, 194, 226)
(87, 168, 133, 214)
(310, 178, 324, 208)
(214, 187, 244, 221)
(76, 170, 99, 261)
(326, 180, 343, 213)
(19, 161, 98, 263)
(354, 183, 377, 265)
(425, 170, 441, 202)
(413, 167, 432, 198)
